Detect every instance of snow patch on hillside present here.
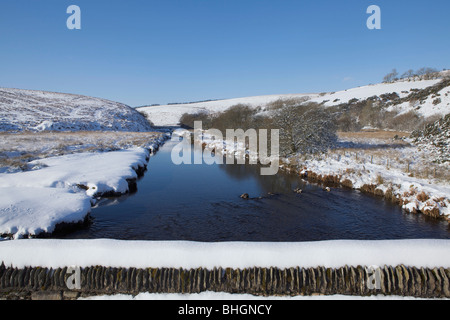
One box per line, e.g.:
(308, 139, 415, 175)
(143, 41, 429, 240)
(386, 83, 450, 117)
(310, 80, 440, 107)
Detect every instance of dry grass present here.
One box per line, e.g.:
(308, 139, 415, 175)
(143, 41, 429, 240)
(328, 147, 449, 183)
(376, 175, 384, 185)
(326, 130, 450, 184)
(417, 191, 430, 202)
(0, 131, 165, 170)
(338, 130, 410, 141)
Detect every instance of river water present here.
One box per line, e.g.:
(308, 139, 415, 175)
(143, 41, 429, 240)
(60, 140, 450, 241)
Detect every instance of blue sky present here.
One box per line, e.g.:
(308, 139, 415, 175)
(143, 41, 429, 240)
(0, 0, 449, 107)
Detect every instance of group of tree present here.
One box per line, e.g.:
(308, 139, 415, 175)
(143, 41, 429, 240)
(178, 72, 449, 157)
(179, 102, 338, 158)
(383, 67, 441, 83)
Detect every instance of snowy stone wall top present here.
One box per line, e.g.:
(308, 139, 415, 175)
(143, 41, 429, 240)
(0, 239, 449, 269)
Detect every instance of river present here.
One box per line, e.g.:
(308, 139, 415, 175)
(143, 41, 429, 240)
(59, 140, 450, 241)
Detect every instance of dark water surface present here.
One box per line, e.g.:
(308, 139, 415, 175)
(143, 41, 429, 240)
(60, 141, 450, 241)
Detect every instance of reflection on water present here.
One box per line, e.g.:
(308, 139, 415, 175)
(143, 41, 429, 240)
(218, 162, 300, 194)
(59, 141, 450, 242)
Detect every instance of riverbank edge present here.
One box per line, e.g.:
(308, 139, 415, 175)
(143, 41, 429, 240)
(292, 167, 450, 223)
(0, 134, 171, 240)
(185, 128, 449, 223)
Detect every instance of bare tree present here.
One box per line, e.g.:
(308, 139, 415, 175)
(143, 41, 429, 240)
(401, 69, 415, 79)
(210, 104, 255, 132)
(416, 67, 439, 79)
(383, 69, 399, 83)
(273, 103, 337, 156)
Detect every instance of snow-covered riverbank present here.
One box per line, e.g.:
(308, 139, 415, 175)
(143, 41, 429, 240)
(189, 129, 449, 221)
(0, 135, 168, 240)
(296, 148, 450, 219)
(0, 131, 166, 173)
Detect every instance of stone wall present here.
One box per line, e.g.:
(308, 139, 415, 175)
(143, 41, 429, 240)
(0, 264, 449, 300)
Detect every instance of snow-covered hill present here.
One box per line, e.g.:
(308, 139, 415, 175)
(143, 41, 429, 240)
(138, 78, 450, 126)
(137, 94, 313, 127)
(0, 88, 153, 132)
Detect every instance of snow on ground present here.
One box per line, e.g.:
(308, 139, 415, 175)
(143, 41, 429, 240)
(0, 87, 153, 132)
(138, 79, 445, 126)
(309, 79, 440, 107)
(387, 84, 450, 117)
(0, 131, 168, 173)
(294, 135, 450, 218)
(0, 148, 149, 196)
(81, 291, 435, 300)
(0, 147, 152, 239)
(0, 239, 449, 269)
(0, 188, 92, 240)
(300, 156, 449, 218)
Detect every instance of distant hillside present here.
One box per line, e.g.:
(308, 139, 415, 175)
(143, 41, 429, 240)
(0, 88, 153, 132)
(138, 77, 450, 127)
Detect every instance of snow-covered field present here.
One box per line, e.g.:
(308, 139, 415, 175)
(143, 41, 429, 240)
(0, 87, 153, 132)
(0, 131, 166, 173)
(1, 239, 449, 269)
(138, 79, 448, 126)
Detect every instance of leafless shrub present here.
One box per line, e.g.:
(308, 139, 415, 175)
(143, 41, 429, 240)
(387, 111, 423, 132)
(383, 69, 399, 83)
(0, 131, 164, 170)
(266, 97, 309, 111)
(179, 111, 212, 129)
